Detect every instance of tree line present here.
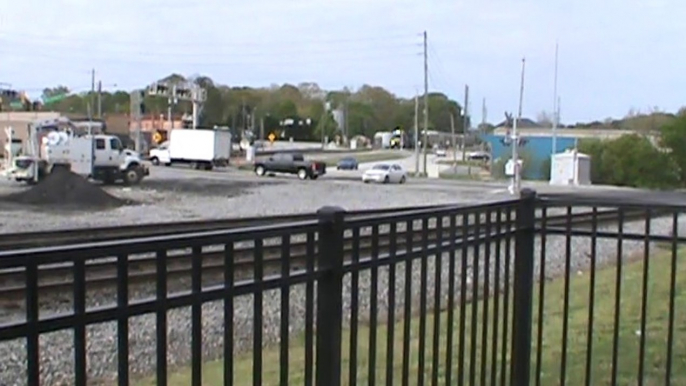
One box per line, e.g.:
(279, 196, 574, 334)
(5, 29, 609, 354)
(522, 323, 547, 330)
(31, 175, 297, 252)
(578, 112, 686, 189)
(38, 74, 466, 142)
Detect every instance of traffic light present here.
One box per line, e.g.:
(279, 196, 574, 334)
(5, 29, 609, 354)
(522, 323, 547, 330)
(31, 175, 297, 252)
(139, 90, 146, 114)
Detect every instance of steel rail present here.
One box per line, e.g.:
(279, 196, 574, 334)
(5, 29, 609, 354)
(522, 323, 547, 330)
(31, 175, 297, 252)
(0, 208, 643, 301)
(0, 204, 456, 251)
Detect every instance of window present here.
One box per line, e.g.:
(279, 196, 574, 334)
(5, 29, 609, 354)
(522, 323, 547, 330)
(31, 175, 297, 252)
(373, 164, 390, 170)
(95, 139, 106, 150)
(110, 138, 122, 151)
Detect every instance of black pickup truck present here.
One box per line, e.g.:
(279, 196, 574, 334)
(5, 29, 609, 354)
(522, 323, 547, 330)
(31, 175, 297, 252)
(253, 153, 327, 180)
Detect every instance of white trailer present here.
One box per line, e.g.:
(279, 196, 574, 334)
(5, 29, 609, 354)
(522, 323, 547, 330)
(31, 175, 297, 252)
(149, 128, 232, 170)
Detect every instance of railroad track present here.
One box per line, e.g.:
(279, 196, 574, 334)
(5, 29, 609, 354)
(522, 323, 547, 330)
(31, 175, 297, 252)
(0, 208, 649, 301)
(0, 204, 457, 251)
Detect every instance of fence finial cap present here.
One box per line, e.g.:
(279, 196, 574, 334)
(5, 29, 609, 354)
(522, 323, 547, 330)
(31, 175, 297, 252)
(317, 206, 346, 222)
(519, 188, 537, 198)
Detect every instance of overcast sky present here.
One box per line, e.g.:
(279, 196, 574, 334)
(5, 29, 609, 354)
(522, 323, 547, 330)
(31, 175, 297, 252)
(1, 0, 684, 123)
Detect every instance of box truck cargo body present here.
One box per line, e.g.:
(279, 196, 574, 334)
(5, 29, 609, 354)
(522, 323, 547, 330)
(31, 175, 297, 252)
(149, 128, 232, 170)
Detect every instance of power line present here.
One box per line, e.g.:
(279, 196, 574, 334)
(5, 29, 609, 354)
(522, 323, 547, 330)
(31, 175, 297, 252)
(2, 48, 421, 67)
(0, 31, 419, 49)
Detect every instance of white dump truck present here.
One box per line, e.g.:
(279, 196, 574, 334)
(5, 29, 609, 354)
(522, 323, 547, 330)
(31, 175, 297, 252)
(11, 131, 149, 185)
(148, 128, 232, 170)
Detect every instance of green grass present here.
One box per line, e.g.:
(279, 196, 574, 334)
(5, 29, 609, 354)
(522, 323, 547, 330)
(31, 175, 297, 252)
(439, 172, 490, 181)
(435, 159, 486, 168)
(135, 250, 685, 385)
(322, 151, 409, 167)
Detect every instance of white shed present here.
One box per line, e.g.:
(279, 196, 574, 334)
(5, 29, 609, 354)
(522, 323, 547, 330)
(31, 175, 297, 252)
(549, 150, 591, 186)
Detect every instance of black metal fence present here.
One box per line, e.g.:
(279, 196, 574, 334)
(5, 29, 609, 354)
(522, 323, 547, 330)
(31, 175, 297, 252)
(0, 189, 683, 385)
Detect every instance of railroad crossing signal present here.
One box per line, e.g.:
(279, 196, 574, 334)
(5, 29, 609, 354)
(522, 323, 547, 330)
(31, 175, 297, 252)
(268, 133, 276, 143)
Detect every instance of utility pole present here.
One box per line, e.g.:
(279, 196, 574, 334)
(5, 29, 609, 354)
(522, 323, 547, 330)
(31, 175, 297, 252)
(463, 84, 469, 133)
(413, 93, 420, 176)
(260, 116, 265, 143)
(167, 85, 177, 130)
(481, 98, 487, 134)
(422, 30, 429, 176)
(131, 91, 142, 152)
(91, 69, 95, 94)
(90, 69, 95, 127)
(450, 112, 456, 165)
(551, 41, 559, 154)
(510, 57, 526, 195)
(97, 81, 102, 119)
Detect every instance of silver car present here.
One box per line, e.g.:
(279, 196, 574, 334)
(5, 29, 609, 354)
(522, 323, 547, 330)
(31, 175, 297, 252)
(362, 163, 407, 184)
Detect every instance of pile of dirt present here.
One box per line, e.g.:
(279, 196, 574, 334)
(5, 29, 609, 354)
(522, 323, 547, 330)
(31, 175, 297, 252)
(2, 168, 125, 209)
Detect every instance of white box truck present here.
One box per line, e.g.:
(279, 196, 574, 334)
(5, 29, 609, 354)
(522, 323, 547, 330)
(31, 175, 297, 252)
(149, 128, 232, 170)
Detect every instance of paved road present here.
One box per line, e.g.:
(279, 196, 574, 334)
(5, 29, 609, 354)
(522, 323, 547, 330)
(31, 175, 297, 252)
(142, 156, 652, 201)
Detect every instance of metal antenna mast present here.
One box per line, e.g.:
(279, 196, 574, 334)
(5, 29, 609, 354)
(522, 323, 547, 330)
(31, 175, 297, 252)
(551, 41, 559, 154)
(422, 30, 429, 176)
(510, 57, 526, 195)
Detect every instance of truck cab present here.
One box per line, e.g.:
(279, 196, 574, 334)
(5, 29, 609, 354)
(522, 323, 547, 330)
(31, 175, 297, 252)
(11, 133, 148, 185)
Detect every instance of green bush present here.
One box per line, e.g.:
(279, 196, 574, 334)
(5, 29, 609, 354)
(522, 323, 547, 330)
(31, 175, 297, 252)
(578, 135, 680, 189)
(490, 149, 538, 180)
(659, 115, 686, 184)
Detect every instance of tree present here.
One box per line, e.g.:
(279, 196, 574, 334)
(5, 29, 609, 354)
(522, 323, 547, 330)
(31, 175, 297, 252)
(536, 111, 554, 127)
(35, 75, 464, 141)
(579, 135, 679, 189)
(659, 114, 686, 184)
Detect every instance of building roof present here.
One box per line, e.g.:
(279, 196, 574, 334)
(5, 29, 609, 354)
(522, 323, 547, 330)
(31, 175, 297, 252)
(494, 117, 542, 128)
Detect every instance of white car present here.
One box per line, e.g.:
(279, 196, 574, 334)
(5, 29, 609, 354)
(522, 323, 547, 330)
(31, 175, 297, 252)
(362, 163, 407, 184)
(435, 148, 447, 157)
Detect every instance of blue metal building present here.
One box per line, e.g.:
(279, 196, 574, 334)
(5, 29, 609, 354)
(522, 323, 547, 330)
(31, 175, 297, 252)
(481, 134, 579, 179)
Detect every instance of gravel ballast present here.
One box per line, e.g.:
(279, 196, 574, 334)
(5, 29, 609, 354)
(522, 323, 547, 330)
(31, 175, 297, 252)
(0, 212, 682, 386)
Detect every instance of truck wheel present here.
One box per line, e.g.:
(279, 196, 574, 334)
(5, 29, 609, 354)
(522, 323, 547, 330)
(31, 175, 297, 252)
(297, 168, 308, 180)
(255, 165, 266, 176)
(124, 167, 143, 186)
(102, 173, 116, 185)
(150, 157, 160, 166)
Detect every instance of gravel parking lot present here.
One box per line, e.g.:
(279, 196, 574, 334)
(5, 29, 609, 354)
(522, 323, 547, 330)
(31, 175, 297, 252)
(0, 165, 500, 234)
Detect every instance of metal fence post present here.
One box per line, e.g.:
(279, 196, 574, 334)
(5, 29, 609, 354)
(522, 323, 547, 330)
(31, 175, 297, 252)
(315, 206, 346, 386)
(510, 188, 537, 386)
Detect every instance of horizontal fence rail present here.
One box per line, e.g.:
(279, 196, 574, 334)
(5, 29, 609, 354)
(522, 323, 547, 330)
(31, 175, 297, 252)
(0, 190, 683, 386)
(0, 208, 650, 302)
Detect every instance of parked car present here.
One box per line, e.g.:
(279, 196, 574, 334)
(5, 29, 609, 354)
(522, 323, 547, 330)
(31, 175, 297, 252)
(466, 150, 490, 162)
(435, 148, 447, 157)
(254, 152, 326, 180)
(336, 157, 359, 170)
(362, 163, 407, 184)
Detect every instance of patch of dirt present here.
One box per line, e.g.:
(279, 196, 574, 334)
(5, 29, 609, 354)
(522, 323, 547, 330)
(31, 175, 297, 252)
(1, 168, 127, 210)
(136, 178, 279, 198)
